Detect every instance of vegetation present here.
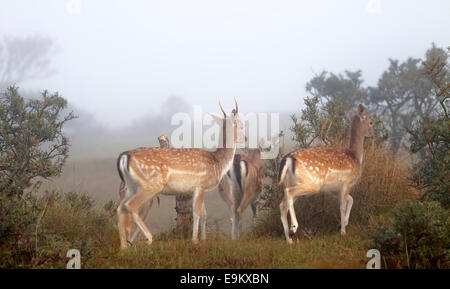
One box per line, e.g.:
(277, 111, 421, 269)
(1, 45, 449, 269)
(253, 44, 449, 269)
(0, 191, 116, 268)
(408, 47, 449, 208)
(370, 200, 449, 269)
(0, 86, 75, 197)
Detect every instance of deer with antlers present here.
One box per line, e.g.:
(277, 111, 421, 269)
(218, 143, 266, 239)
(278, 104, 375, 244)
(116, 100, 244, 248)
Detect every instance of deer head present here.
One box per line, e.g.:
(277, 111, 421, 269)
(158, 134, 170, 148)
(209, 98, 245, 148)
(351, 104, 375, 138)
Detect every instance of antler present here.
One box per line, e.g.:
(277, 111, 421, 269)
(234, 97, 238, 114)
(219, 100, 227, 118)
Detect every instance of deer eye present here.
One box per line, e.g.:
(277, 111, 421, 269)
(369, 121, 373, 126)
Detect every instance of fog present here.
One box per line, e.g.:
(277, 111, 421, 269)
(1, 0, 449, 158)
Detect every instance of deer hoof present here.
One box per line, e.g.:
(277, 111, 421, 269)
(289, 229, 295, 238)
(287, 239, 294, 245)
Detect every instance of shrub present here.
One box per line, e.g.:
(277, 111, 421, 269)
(0, 86, 75, 197)
(0, 193, 41, 256)
(408, 47, 449, 208)
(0, 191, 117, 268)
(370, 200, 449, 268)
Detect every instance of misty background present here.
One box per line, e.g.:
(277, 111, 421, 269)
(1, 1, 449, 230)
(1, 0, 449, 159)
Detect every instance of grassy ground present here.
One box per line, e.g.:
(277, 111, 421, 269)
(35, 159, 369, 269)
(87, 231, 369, 269)
(5, 146, 431, 269)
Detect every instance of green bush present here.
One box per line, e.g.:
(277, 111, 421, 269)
(0, 86, 75, 197)
(370, 200, 449, 268)
(0, 193, 41, 255)
(408, 47, 449, 209)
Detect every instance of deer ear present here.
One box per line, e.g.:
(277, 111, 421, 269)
(357, 104, 365, 115)
(208, 113, 223, 125)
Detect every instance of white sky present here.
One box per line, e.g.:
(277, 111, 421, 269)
(1, 0, 449, 128)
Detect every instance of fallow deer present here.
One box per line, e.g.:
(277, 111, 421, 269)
(218, 144, 266, 239)
(117, 134, 169, 245)
(278, 104, 375, 244)
(116, 100, 245, 248)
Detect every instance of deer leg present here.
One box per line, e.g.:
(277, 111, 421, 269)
(125, 189, 158, 245)
(200, 204, 207, 240)
(192, 188, 206, 243)
(119, 182, 140, 245)
(284, 185, 316, 241)
(339, 185, 350, 236)
(117, 199, 130, 249)
(279, 196, 292, 244)
(236, 187, 254, 237)
(287, 194, 298, 238)
(129, 198, 153, 244)
(218, 175, 238, 240)
(250, 201, 257, 221)
(344, 194, 353, 227)
(118, 182, 131, 248)
(285, 187, 299, 238)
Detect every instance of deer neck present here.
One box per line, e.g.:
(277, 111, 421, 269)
(349, 117, 365, 164)
(213, 121, 237, 179)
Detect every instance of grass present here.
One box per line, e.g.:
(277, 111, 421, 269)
(1, 145, 441, 269)
(0, 189, 372, 268)
(86, 232, 369, 269)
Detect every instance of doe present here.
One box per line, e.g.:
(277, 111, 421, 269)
(278, 104, 375, 244)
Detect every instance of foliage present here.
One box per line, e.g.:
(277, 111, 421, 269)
(369, 44, 446, 153)
(290, 96, 388, 150)
(370, 200, 449, 269)
(0, 86, 75, 197)
(408, 47, 449, 208)
(306, 44, 446, 154)
(0, 191, 116, 268)
(0, 193, 41, 252)
(305, 70, 368, 110)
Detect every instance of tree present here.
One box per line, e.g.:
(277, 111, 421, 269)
(408, 47, 450, 208)
(0, 35, 56, 90)
(0, 86, 76, 197)
(290, 96, 388, 149)
(368, 44, 446, 153)
(305, 70, 368, 110)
